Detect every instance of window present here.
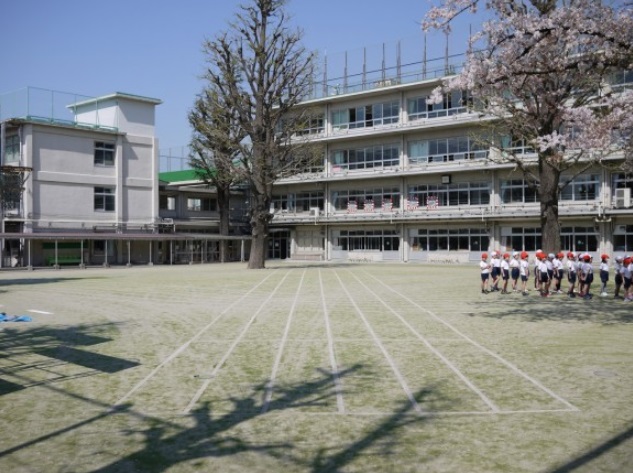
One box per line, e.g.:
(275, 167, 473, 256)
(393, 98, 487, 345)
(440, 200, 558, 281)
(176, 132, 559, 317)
(295, 191, 324, 212)
(296, 115, 325, 136)
(560, 226, 598, 252)
(407, 136, 487, 164)
(334, 229, 400, 251)
(187, 197, 216, 212)
(505, 227, 541, 252)
(94, 187, 115, 211)
(613, 225, 633, 252)
(159, 194, 176, 211)
(94, 142, 115, 166)
(560, 174, 600, 201)
(500, 179, 538, 203)
(331, 100, 399, 130)
(407, 90, 471, 121)
(331, 143, 400, 171)
(3, 135, 20, 164)
(407, 182, 490, 207)
(332, 187, 401, 211)
(409, 228, 488, 252)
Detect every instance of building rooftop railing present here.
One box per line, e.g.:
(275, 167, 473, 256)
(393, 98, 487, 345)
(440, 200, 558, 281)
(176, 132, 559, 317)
(0, 86, 118, 132)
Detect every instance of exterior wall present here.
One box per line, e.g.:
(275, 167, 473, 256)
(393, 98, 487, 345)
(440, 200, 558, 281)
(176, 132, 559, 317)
(268, 77, 633, 263)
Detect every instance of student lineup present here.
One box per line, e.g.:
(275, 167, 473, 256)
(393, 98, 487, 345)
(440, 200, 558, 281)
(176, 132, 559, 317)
(479, 251, 630, 300)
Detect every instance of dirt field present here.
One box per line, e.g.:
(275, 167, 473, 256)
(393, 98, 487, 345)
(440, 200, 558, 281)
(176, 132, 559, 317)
(0, 262, 631, 472)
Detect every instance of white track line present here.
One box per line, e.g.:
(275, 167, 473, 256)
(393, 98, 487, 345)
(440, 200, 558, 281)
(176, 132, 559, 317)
(261, 270, 306, 413)
(334, 271, 423, 414)
(183, 271, 293, 414)
(114, 270, 280, 406)
(27, 310, 53, 315)
(319, 269, 345, 414)
(347, 270, 500, 413)
(364, 271, 579, 412)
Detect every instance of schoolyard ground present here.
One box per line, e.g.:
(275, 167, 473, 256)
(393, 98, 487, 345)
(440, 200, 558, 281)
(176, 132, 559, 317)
(0, 262, 631, 472)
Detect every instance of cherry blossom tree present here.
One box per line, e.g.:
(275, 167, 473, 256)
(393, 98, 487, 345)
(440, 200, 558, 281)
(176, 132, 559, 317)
(424, 0, 633, 253)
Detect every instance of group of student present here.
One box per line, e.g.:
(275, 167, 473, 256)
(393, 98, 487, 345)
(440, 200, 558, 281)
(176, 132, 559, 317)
(479, 250, 633, 300)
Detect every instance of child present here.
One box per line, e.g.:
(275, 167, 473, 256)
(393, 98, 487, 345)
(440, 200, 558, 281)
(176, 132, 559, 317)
(579, 254, 594, 300)
(510, 252, 520, 292)
(599, 254, 610, 297)
(480, 253, 491, 294)
(566, 251, 577, 298)
(534, 250, 544, 290)
(554, 252, 565, 293)
(542, 253, 555, 296)
(614, 256, 624, 299)
(500, 253, 511, 293)
(490, 251, 501, 291)
(623, 256, 633, 301)
(520, 251, 530, 296)
(538, 253, 550, 297)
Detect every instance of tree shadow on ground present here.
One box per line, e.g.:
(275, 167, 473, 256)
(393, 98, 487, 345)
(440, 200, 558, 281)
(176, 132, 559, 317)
(0, 323, 126, 396)
(0, 276, 106, 288)
(91, 368, 437, 472)
(469, 293, 633, 324)
(546, 421, 633, 472)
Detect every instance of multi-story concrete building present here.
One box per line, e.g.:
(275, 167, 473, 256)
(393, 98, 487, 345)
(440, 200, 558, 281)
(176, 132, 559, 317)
(266, 68, 633, 263)
(0, 89, 161, 267)
(0, 88, 250, 268)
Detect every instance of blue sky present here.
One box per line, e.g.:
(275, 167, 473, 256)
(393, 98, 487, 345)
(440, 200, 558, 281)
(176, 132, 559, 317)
(1, 0, 479, 151)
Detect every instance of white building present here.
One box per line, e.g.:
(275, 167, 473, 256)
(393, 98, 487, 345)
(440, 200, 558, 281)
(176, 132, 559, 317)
(266, 68, 633, 263)
(0, 89, 162, 266)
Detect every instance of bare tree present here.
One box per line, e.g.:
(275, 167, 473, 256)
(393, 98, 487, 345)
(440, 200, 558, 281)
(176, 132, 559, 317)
(199, 0, 317, 269)
(425, 0, 633, 253)
(189, 87, 246, 263)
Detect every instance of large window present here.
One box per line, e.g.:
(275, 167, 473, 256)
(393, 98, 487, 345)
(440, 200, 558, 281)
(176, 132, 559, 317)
(407, 89, 471, 121)
(407, 136, 487, 164)
(560, 174, 600, 201)
(295, 191, 324, 212)
(503, 227, 542, 252)
(334, 229, 399, 251)
(159, 194, 176, 211)
(331, 143, 400, 171)
(332, 187, 401, 211)
(500, 179, 539, 203)
(407, 182, 490, 207)
(94, 187, 115, 211)
(3, 135, 20, 164)
(613, 225, 633, 252)
(187, 197, 216, 212)
(296, 115, 325, 136)
(561, 226, 598, 252)
(94, 142, 115, 166)
(331, 100, 399, 130)
(410, 228, 488, 252)
(499, 136, 535, 155)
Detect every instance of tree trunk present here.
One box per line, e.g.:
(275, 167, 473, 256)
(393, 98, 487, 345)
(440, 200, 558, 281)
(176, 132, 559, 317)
(247, 191, 271, 269)
(539, 156, 561, 254)
(217, 185, 231, 263)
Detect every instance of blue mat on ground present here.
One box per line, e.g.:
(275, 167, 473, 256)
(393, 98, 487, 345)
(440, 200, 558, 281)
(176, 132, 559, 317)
(0, 313, 32, 322)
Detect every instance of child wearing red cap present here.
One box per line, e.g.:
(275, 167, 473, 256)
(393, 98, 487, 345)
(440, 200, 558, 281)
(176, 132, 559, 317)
(579, 254, 594, 299)
(599, 254, 610, 296)
(501, 253, 511, 293)
(480, 253, 491, 294)
(566, 251, 577, 298)
(520, 251, 530, 295)
(510, 252, 520, 292)
(614, 256, 624, 299)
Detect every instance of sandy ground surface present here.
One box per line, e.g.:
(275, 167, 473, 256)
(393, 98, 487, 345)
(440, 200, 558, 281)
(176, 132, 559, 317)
(0, 261, 631, 472)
